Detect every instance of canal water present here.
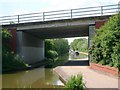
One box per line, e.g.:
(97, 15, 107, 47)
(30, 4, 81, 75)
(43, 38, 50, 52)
(2, 53, 88, 88)
(2, 67, 64, 88)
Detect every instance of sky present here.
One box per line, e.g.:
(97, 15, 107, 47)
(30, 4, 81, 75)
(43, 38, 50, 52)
(0, 0, 119, 44)
(66, 37, 88, 45)
(0, 0, 119, 16)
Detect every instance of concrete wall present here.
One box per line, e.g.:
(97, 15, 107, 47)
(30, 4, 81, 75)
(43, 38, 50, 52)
(17, 31, 44, 64)
(89, 25, 95, 48)
(89, 25, 95, 61)
(89, 20, 107, 47)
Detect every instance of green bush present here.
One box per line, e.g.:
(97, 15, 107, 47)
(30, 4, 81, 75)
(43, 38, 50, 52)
(66, 74, 85, 90)
(45, 39, 69, 58)
(45, 39, 55, 57)
(46, 50, 58, 59)
(91, 14, 120, 68)
(2, 29, 12, 40)
(2, 51, 26, 71)
(2, 29, 27, 72)
(54, 38, 69, 55)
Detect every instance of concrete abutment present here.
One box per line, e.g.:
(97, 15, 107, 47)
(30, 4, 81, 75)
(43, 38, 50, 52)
(17, 31, 44, 64)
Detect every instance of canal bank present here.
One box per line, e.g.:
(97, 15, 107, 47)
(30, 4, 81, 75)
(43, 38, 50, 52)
(2, 54, 69, 88)
(2, 60, 47, 74)
(53, 66, 118, 88)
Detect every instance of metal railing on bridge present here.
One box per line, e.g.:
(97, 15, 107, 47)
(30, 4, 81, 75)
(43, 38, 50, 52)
(0, 4, 120, 25)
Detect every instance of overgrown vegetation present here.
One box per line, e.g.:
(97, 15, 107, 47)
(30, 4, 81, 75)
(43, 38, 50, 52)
(45, 38, 69, 59)
(45, 54, 68, 68)
(70, 38, 88, 53)
(45, 39, 58, 59)
(90, 14, 120, 68)
(45, 39, 69, 68)
(66, 74, 85, 90)
(2, 29, 27, 72)
(54, 39, 69, 55)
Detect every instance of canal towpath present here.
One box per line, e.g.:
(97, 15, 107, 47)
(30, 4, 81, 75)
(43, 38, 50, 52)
(53, 66, 118, 88)
(79, 52, 88, 55)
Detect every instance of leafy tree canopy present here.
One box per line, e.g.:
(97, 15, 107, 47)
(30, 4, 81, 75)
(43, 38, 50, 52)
(70, 38, 88, 53)
(90, 14, 120, 68)
(45, 38, 69, 59)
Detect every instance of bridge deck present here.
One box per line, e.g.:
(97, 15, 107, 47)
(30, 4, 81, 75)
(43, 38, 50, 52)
(1, 4, 119, 25)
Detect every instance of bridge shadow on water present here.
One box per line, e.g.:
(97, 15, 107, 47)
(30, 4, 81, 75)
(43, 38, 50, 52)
(61, 60, 89, 66)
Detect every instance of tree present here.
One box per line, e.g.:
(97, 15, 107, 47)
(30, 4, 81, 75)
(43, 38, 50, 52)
(45, 39, 58, 59)
(91, 14, 120, 68)
(45, 38, 69, 58)
(70, 38, 88, 52)
(54, 38, 69, 55)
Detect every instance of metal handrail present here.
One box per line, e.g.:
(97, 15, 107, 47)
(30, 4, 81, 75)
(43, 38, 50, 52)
(0, 4, 119, 25)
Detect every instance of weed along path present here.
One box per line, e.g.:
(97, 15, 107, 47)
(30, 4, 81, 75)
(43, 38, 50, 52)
(53, 66, 118, 88)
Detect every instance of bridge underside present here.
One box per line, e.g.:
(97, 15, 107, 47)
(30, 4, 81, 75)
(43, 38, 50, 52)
(16, 24, 90, 64)
(23, 25, 89, 39)
(4, 16, 108, 64)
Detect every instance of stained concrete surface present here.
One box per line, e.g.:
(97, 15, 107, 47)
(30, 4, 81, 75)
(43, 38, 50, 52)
(54, 66, 118, 88)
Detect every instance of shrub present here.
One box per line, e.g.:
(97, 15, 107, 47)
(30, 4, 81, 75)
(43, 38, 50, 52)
(45, 39, 69, 58)
(54, 38, 69, 55)
(2, 51, 26, 71)
(90, 14, 120, 68)
(2, 29, 12, 40)
(2, 29, 27, 72)
(46, 50, 58, 59)
(66, 74, 85, 90)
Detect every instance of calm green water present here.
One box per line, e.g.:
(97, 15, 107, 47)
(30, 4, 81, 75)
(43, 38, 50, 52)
(2, 67, 64, 88)
(2, 53, 88, 88)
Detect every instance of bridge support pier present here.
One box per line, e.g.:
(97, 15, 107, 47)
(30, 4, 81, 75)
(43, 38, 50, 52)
(17, 31, 44, 64)
(89, 25, 95, 47)
(89, 25, 95, 61)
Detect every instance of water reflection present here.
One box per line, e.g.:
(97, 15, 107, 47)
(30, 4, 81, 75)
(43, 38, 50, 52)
(2, 53, 88, 88)
(2, 67, 64, 88)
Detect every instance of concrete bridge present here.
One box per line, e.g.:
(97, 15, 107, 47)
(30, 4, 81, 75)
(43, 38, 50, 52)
(1, 4, 119, 64)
